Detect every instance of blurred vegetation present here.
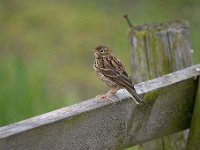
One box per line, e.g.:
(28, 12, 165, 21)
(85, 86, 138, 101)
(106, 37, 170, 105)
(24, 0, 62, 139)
(0, 0, 200, 131)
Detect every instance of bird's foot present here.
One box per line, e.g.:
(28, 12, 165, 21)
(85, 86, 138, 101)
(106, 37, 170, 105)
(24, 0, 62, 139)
(95, 95, 112, 101)
(95, 91, 118, 100)
(95, 94, 107, 99)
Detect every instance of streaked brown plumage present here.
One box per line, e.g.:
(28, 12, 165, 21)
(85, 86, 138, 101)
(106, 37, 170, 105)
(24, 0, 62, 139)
(92, 45, 143, 104)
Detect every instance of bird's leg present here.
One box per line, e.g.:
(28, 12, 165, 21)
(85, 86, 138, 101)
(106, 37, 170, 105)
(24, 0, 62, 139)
(95, 86, 120, 100)
(108, 85, 120, 96)
(95, 90, 108, 99)
(103, 85, 120, 99)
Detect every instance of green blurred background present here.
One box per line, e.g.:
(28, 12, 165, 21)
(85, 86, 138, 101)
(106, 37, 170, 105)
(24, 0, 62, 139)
(0, 0, 200, 128)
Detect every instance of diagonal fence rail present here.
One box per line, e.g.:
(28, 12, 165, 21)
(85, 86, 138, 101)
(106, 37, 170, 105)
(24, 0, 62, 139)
(0, 64, 200, 150)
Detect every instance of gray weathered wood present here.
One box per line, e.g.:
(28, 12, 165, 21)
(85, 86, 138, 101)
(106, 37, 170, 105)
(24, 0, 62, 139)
(129, 21, 192, 150)
(187, 77, 200, 150)
(0, 65, 200, 150)
(129, 21, 192, 84)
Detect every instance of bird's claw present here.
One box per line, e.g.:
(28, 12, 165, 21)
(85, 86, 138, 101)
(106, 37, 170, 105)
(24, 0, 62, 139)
(95, 91, 117, 101)
(95, 94, 107, 99)
(95, 94, 111, 100)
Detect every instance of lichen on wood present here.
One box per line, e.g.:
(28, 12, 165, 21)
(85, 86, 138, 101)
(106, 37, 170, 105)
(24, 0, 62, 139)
(129, 20, 192, 84)
(187, 77, 200, 150)
(129, 20, 192, 150)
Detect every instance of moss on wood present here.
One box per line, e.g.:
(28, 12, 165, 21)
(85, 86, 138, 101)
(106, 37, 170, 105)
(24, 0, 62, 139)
(144, 90, 159, 101)
(187, 78, 200, 150)
(129, 20, 192, 150)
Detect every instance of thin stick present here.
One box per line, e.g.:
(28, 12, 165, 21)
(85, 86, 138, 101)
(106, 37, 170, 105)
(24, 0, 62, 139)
(124, 14, 133, 28)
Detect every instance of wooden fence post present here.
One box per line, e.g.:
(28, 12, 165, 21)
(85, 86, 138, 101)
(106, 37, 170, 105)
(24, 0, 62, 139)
(128, 20, 192, 150)
(187, 76, 200, 150)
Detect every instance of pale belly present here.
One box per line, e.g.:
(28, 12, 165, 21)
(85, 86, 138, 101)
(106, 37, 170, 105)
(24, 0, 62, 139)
(93, 61, 117, 87)
(97, 72, 117, 87)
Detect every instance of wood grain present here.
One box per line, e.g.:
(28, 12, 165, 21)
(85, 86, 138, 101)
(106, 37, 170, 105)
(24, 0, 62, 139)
(0, 65, 199, 150)
(129, 21, 192, 84)
(129, 20, 192, 150)
(187, 77, 200, 150)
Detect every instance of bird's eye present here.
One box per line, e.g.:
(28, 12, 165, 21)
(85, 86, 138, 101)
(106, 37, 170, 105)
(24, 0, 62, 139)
(100, 50, 104, 53)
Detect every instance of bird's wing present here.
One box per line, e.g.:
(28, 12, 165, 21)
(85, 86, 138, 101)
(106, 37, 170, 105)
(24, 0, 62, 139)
(100, 56, 134, 89)
(100, 56, 143, 104)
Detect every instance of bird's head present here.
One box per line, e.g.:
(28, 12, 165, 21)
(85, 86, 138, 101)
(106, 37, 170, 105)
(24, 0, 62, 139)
(91, 45, 112, 58)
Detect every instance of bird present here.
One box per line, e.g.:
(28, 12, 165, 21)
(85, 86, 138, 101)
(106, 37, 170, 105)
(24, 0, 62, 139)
(91, 44, 143, 104)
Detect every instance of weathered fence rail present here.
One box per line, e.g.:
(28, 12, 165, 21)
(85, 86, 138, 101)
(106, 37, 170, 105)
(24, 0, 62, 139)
(0, 64, 200, 150)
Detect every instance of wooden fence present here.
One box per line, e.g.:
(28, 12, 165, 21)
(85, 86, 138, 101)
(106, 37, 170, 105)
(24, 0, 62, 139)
(0, 65, 200, 150)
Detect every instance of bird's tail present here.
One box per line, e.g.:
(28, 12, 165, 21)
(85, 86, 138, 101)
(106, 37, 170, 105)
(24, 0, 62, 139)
(126, 86, 144, 105)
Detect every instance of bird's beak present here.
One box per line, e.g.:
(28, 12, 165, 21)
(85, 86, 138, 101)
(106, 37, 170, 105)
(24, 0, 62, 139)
(91, 49, 95, 52)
